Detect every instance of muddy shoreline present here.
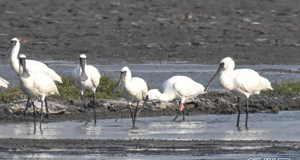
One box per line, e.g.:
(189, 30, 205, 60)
(0, 138, 299, 156)
(1, 91, 300, 123)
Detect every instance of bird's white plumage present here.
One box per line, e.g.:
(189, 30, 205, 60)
(219, 57, 273, 98)
(18, 54, 59, 101)
(147, 76, 205, 104)
(19, 72, 59, 100)
(0, 77, 9, 89)
(72, 64, 101, 93)
(120, 66, 148, 104)
(9, 38, 62, 83)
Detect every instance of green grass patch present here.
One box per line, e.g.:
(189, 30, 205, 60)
(1, 86, 26, 102)
(54, 75, 121, 100)
(263, 81, 300, 96)
(1, 75, 121, 102)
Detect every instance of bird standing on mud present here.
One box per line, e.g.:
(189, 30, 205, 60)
(72, 54, 101, 124)
(147, 76, 205, 121)
(4, 38, 62, 117)
(18, 54, 59, 133)
(113, 66, 148, 128)
(205, 57, 273, 129)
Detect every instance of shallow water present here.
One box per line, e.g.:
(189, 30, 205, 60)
(1, 111, 300, 159)
(1, 62, 300, 90)
(0, 111, 299, 141)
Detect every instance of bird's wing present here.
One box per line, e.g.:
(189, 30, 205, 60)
(132, 77, 148, 94)
(235, 69, 268, 94)
(35, 73, 59, 95)
(26, 60, 49, 72)
(173, 79, 204, 98)
(87, 65, 101, 88)
(71, 66, 79, 86)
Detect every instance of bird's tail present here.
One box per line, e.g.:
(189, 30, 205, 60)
(48, 69, 63, 83)
(0, 77, 9, 89)
(260, 77, 273, 90)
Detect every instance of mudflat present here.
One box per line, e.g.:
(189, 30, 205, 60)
(0, 0, 299, 65)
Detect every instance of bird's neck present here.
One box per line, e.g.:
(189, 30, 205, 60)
(124, 71, 132, 81)
(10, 44, 21, 75)
(220, 70, 235, 91)
(155, 91, 174, 102)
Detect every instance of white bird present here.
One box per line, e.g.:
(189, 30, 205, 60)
(6, 38, 62, 116)
(0, 77, 9, 89)
(18, 54, 59, 133)
(147, 76, 205, 121)
(72, 54, 101, 124)
(113, 66, 148, 128)
(205, 57, 273, 129)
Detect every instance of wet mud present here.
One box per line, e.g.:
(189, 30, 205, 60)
(0, 139, 299, 156)
(0, 0, 300, 65)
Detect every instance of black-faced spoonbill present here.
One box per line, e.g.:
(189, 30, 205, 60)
(0, 77, 9, 89)
(5, 38, 62, 117)
(205, 57, 273, 129)
(72, 54, 101, 124)
(146, 76, 205, 121)
(18, 54, 59, 133)
(113, 66, 148, 128)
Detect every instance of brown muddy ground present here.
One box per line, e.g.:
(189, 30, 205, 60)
(0, 0, 300, 157)
(0, 139, 299, 156)
(0, 0, 300, 65)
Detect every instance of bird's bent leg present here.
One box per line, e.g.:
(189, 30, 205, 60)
(93, 92, 97, 125)
(182, 104, 186, 121)
(236, 97, 241, 128)
(135, 95, 149, 120)
(24, 97, 31, 116)
(40, 101, 43, 130)
(173, 101, 182, 121)
(245, 98, 249, 129)
(32, 100, 36, 134)
(45, 98, 49, 118)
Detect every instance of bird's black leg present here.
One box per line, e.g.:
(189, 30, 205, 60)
(127, 104, 134, 124)
(93, 92, 97, 125)
(32, 100, 36, 134)
(236, 97, 241, 129)
(245, 98, 249, 129)
(40, 101, 43, 130)
(81, 92, 89, 122)
(172, 101, 182, 121)
(45, 98, 49, 118)
(24, 97, 31, 116)
(132, 102, 139, 129)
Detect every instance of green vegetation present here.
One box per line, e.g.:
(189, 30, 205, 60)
(1, 86, 25, 102)
(263, 81, 300, 97)
(1, 75, 121, 102)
